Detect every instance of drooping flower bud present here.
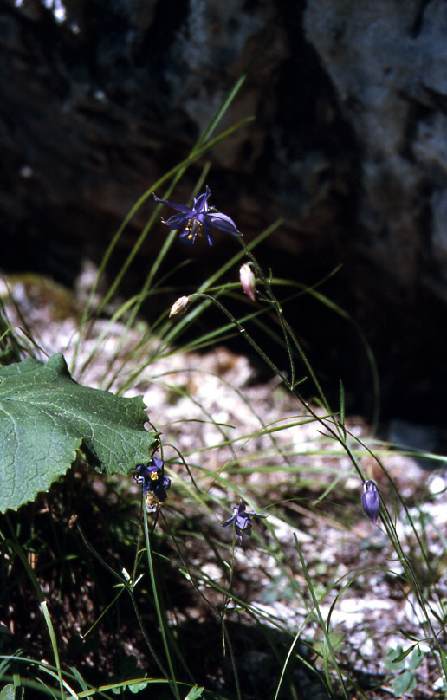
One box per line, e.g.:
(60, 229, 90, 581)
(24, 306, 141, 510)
(239, 263, 256, 302)
(361, 480, 380, 524)
(169, 295, 190, 318)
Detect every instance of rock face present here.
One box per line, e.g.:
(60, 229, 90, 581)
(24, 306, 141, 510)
(302, 0, 447, 420)
(305, 0, 447, 300)
(2, 0, 447, 419)
(0, 0, 352, 276)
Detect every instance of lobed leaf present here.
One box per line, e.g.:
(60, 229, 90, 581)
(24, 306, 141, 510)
(0, 354, 157, 512)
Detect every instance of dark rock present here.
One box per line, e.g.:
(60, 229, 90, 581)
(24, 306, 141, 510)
(387, 418, 447, 470)
(0, 0, 351, 274)
(304, 0, 447, 298)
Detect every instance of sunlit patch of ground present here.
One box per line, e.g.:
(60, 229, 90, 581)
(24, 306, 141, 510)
(2, 272, 447, 698)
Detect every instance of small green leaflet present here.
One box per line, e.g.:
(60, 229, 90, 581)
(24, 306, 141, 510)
(0, 354, 157, 512)
(0, 685, 15, 700)
(111, 681, 148, 694)
(184, 687, 205, 700)
(391, 669, 417, 696)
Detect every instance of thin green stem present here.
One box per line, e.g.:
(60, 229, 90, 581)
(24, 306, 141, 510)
(142, 505, 180, 700)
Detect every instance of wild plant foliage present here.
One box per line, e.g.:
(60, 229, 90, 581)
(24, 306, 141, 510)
(1, 77, 446, 700)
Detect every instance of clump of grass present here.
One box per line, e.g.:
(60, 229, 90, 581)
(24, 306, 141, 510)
(1, 76, 446, 700)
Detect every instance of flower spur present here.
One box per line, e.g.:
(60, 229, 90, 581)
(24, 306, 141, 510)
(153, 186, 239, 245)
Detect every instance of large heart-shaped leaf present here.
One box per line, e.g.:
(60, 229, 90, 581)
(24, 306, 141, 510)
(0, 354, 157, 512)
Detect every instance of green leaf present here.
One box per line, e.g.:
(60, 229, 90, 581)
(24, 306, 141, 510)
(0, 354, 157, 512)
(0, 685, 15, 700)
(69, 666, 88, 691)
(185, 687, 204, 700)
(391, 670, 417, 697)
(128, 682, 149, 694)
(385, 646, 411, 671)
(111, 681, 149, 695)
(408, 646, 424, 670)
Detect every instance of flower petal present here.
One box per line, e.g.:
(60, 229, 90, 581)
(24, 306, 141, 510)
(203, 218, 214, 246)
(151, 456, 164, 471)
(193, 186, 211, 213)
(235, 514, 251, 530)
(162, 213, 190, 229)
(153, 193, 193, 215)
(222, 516, 236, 527)
(207, 212, 239, 235)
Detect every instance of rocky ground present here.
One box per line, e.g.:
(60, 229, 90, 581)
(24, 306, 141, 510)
(2, 272, 447, 698)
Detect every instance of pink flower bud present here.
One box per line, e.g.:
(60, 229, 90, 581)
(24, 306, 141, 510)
(239, 263, 256, 302)
(169, 295, 190, 318)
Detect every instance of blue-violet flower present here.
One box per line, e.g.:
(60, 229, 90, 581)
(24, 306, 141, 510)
(223, 500, 264, 542)
(361, 480, 380, 524)
(153, 186, 239, 245)
(134, 455, 171, 512)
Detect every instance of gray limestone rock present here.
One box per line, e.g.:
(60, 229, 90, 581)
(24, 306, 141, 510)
(304, 0, 447, 297)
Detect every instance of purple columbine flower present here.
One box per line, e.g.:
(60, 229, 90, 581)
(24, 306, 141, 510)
(134, 455, 171, 511)
(153, 186, 239, 245)
(223, 500, 265, 542)
(361, 480, 380, 524)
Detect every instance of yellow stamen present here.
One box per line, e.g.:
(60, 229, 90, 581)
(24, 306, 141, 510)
(185, 218, 203, 240)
